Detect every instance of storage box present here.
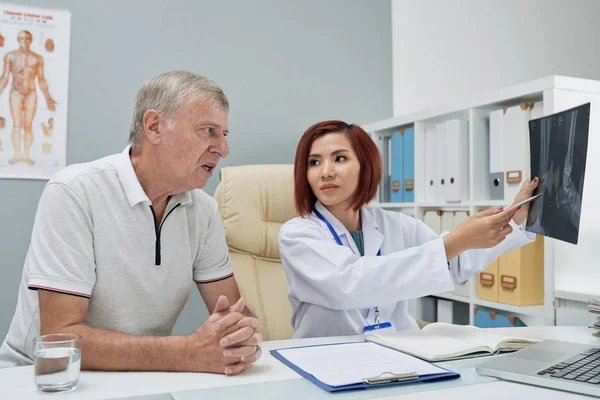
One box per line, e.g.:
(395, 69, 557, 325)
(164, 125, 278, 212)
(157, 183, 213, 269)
(497, 234, 544, 306)
(477, 259, 499, 302)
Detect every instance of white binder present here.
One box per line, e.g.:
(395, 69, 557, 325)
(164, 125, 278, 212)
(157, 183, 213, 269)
(489, 109, 505, 200)
(451, 210, 471, 297)
(436, 299, 454, 324)
(424, 127, 437, 202)
(434, 124, 446, 202)
(489, 109, 504, 173)
(453, 211, 470, 228)
(530, 101, 544, 120)
(443, 120, 469, 202)
(440, 211, 454, 233)
(423, 210, 442, 234)
(503, 104, 531, 201)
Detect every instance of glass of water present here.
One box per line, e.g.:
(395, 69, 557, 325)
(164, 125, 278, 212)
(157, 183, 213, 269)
(33, 333, 81, 393)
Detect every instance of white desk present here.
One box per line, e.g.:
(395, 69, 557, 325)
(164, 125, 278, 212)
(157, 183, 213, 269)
(0, 326, 598, 400)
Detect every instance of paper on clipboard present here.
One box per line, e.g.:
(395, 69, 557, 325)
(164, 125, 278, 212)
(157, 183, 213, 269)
(275, 342, 447, 388)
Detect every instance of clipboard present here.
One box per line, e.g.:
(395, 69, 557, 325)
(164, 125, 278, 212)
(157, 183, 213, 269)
(270, 342, 460, 392)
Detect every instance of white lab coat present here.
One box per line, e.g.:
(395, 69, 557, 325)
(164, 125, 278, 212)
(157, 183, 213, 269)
(278, 201, 535, 338)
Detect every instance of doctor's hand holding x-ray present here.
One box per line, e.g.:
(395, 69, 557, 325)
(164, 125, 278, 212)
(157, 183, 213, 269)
(279, 120, 539, 339)
(444, 177, 539, 259)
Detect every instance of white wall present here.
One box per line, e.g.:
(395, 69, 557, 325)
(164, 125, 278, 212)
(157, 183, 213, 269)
(392, 0, 600, 116)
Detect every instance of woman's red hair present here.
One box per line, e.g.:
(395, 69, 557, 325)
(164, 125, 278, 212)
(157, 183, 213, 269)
(294, 120, 382, 216)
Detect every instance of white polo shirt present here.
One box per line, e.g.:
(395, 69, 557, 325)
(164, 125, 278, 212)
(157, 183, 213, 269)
(0, 146, 233, 367)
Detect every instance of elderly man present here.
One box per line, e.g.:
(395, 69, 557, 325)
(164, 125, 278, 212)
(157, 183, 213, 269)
(0, 71, 262, 375)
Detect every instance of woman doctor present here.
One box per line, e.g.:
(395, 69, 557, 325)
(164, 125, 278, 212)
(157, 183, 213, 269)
(279, 120, 539, 338)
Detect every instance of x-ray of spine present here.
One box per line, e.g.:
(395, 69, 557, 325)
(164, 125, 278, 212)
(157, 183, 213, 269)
(526, 103, 590, 244)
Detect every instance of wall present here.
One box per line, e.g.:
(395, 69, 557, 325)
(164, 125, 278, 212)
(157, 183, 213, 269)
(0, 0, 392, 339)
(392, 0, 600, 116)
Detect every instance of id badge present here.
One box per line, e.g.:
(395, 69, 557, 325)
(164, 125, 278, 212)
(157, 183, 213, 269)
(362, 322, 392, 334)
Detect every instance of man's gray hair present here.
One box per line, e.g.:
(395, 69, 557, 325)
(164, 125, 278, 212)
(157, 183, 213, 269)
(128, 71, 229, 149)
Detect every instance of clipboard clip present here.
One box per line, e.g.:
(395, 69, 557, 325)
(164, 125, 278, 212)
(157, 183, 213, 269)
(363, 371, 420, 384)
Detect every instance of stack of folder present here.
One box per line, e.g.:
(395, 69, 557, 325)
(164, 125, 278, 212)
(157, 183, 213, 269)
(588, 299, 600, 337)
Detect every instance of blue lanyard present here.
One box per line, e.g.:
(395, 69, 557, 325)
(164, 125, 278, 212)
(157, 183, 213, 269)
(314, 208, 383, 324)
(313, 209, 381, 256)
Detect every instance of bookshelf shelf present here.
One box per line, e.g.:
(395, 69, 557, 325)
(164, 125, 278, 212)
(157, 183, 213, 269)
(364, 75, 600, 327)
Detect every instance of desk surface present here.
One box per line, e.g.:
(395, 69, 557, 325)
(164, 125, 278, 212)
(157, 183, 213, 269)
(1, 326, 597, 400)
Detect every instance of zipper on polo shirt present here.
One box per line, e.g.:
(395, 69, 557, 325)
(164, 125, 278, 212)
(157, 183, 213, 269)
(149, 203, 181, 266)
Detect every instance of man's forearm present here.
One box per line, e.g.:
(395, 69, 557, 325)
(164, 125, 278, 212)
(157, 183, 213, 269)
(58, 324, 192, 372)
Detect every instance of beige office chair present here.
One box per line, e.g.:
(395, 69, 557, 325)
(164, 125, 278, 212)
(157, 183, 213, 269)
(214, 165, 297, 340)
(214, 164, 429, 338)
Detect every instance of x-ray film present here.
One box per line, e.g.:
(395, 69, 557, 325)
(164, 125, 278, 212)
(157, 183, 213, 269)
(526, 103, 591, 244)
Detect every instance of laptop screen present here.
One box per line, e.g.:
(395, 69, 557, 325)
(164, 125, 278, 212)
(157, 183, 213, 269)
(525, 102, 591, 244)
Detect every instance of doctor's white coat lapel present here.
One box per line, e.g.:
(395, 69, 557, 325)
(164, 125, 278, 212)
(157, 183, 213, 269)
(313, 201, 361, 255)
(361, 207, 384, 256)
(360, 207, 386, 324)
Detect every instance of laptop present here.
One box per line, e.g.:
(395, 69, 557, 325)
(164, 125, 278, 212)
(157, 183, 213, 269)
(476, 340, 600, 397)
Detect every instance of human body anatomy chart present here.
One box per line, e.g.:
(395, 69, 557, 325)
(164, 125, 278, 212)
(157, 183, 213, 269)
(0, 3, 70, 180)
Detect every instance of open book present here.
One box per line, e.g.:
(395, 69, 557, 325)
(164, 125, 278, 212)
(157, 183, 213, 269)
(365, 322, 538, 362)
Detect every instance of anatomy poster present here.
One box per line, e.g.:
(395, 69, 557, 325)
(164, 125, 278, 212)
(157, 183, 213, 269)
(526, 103, 590, 245)
(0, 3, 70, 180)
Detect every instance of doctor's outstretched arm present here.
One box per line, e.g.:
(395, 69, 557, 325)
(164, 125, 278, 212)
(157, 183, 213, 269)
(279, 219, 459, 311)
(429, 208, 535, 285)
(441, 179, 538, 283)
(279, 208, 531, 312)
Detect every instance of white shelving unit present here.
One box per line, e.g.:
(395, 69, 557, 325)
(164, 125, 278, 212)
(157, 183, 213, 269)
(363, 75, 600, 327)
(374, 202, 416, 209)
(431, 292, 470, 304)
